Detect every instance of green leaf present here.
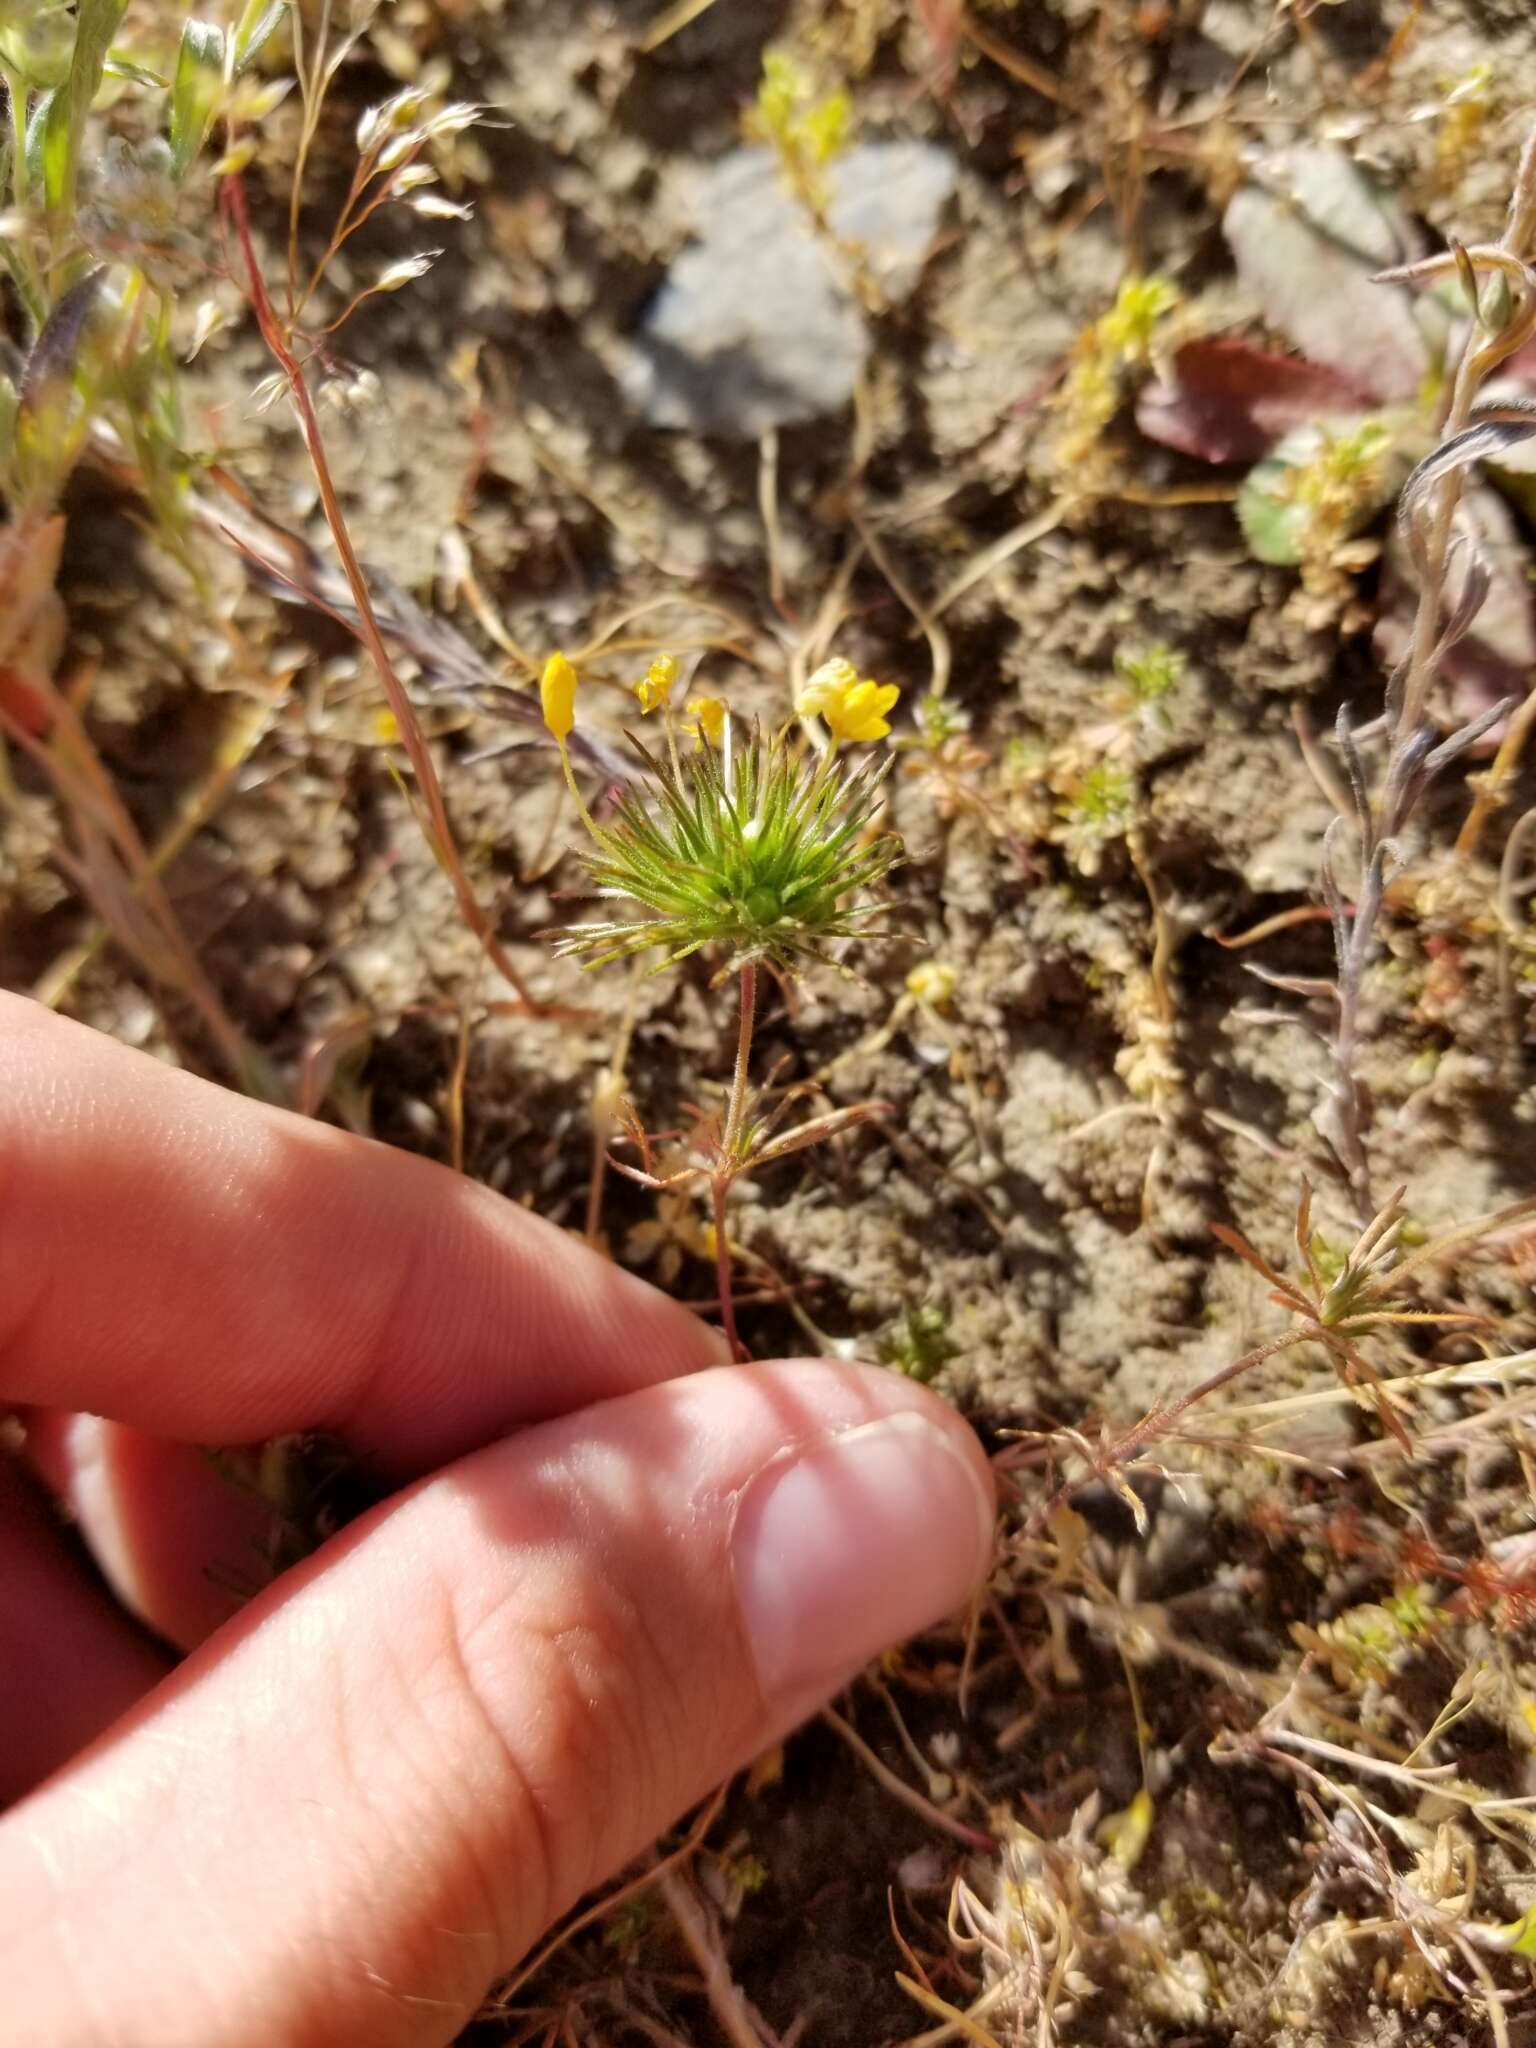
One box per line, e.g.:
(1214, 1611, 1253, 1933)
(1237, 418, 1402, 569)
(56, 0, 128, 209)
(104, 53, 169, 87)
(24, 85, 71, 210)
(1237, 453, 1308, 567)
(231, 0, 286, 73)
(168, 18, 226, 177)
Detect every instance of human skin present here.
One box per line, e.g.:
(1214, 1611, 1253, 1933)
(0, 992, 995, 2047)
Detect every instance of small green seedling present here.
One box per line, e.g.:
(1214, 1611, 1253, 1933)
(879, 1303, 957, 1384)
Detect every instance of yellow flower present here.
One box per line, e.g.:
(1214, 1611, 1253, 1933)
(796, 656, 900, 744)
(828, 679, 900, 743)
(683, 694, 727, 745)
(540, 650, 578, 739)
(906, 960, 957, 1010)
(796, 656, 857, 716)
(635, 653, 679, 715)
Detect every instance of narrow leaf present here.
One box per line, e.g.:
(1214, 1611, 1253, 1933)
(231, 0, 285, 72)
(168, 18, 226, 177)
(59, 0, 129, 209)
(27, 84, 81, 210)
(14, 267, 106, 503)
(103, 53, 168, 86)
(1398, 402, 1536, 541)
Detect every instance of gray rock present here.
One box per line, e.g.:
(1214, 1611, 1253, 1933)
(620, 141, 957, 437)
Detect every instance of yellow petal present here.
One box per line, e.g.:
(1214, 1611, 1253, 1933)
(1096, 1786, 1155, 1869)
(540, 650, 578, 738)
(684, 694, 726, 745)
(906, 960, 957, 1008)
(635, 653, 679, 715)
(795, 655, 858, 721)
(824, 678, 899, 743)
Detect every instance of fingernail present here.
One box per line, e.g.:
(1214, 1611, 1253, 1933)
(732, 1412, 995, 1706)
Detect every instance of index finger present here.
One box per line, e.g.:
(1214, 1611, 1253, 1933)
(0, 995, 723, 1470)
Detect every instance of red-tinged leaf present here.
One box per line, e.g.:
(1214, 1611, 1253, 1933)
(0, 512, 65, 736)
(0, 666, 52, 736)
(1136, 338, 1380, 464)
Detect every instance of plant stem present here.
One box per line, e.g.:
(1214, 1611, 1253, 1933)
(1331, 847, 1386, 1224)
(655, 1865, 779, 2048)
(1329, 133, 1536, 1217)
(221, 171, 536, 1009)
(723, 960, 757, 1159)
(713, 961, 757, 1362)
(1457, 676, 1536, 859)
(821, 1705, 999, 1855)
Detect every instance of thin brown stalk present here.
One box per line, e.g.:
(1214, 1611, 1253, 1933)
(927, 501, 1066, 622)
(758, 428, 788, 618)
(850, 505, 952, 699)
(822, 1704, 999, 1855)
(655, 1864, 781, 2048)
(0, 682, 263, 1088)
(957, 7, 1073, 105)
(1458, 676, 1536, 859)
(222, 172, 537, 1010)
(491, 1786, 728, 2009)
(31, 678, 283, 1013)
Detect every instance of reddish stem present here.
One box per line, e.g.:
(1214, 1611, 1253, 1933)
(713, 962, 757, 1363)
(220, 172, 535, 1009)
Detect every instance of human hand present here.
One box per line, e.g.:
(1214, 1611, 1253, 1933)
(0, 994, 995, 2047)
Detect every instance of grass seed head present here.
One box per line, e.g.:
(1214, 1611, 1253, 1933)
(553, 720, 901, 979)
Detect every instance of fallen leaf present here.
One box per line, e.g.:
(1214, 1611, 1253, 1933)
(1222, 145, 1442, 400)
(1136, 337, 1380, 464)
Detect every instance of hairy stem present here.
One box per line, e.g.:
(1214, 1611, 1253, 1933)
(723, 961, 757, 1160)
(713, 961, 757, 1362)
(1331, 852, 1385, 1224)
(1397, 139, 1536, 739)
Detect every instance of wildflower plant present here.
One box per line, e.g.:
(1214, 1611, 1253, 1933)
(748, 46, 881, 313)
(540, 650, 902, 1358)
(1053, 273, 1181, 483)
(752, 46, 851, 212)
(554, 728, 898, 979)
(0, 0, 285, 540)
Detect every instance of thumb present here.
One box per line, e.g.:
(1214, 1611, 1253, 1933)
(1, 1360, 993, 2048)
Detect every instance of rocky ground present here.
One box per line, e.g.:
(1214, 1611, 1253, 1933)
(9, 1, 1536, 2042)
